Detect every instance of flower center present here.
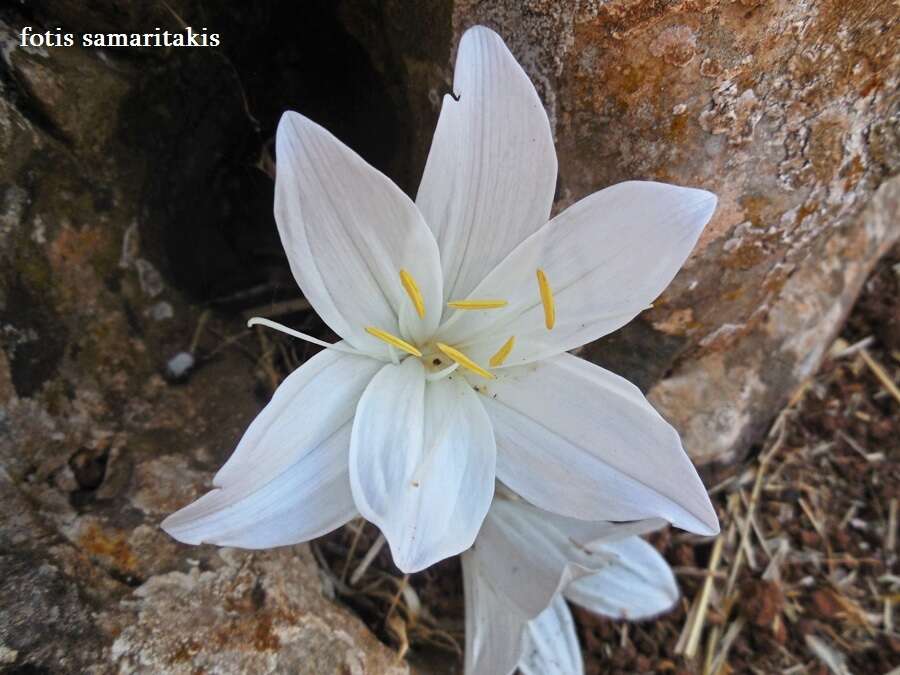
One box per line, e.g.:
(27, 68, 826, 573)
(435, 342, 494, 380)
(248, 267, 557, 380)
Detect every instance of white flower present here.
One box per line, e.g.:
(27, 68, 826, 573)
(519, 598, 584, 675)
(161, 25, 719, 573)
(463, 496, 679, 675)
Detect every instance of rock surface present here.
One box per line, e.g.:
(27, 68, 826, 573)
(1, 0, 899, 672)
(0, 4, 407, 672)
(348, 0, 900, 464)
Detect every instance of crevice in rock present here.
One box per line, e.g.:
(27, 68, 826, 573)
(0, 70, 71, 149)
(0, 274, 68, 398)
(120, 1, 413, 308)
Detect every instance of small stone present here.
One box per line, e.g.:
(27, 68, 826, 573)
(146, 301, 173, 321)
(164, 352, 195, 382)
(135, 259, 164, 298)
(0, 645, 18, 664)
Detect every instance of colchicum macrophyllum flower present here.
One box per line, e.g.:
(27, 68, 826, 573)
(162, 25, 719, 573)
(464, 496, 679, 675)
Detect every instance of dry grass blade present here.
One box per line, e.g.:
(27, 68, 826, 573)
(798, 497, 826, 540)
(340, 519, 366, 584)
(351, 533, 386, 586)
(678, 535, 724, 658)
(708, 616, 744, 675)
(830, 335, 875, 358)
(726, 417, 786, 595)
(386, 612, 410, 661)
(887, 498, 897, 555)
(838, 430, 884, 463)
(859, 347, 900, 405)
(190, 309, 211, 352)
(385, 574, 410, 626)
(805, 634, 852, 675)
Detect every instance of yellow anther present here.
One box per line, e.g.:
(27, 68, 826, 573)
(365, 326, 422, 357)
(447, 299, 508, 310)
(435, 343, 495, 380)
(399, 269, 425, 319)
(536, 268, 555, 330)
(489, 336, 516, 367)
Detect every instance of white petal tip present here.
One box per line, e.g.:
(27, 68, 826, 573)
(665, 492, 719, 536)
(383, 526, 482, 574)
(682, 187, 718, 229)
(388, 540, 464, 575)
(278, 109, 303, 127)
(159, 514, 201, 546)
(393, 557, 428, 575)
(700, 502, 722, 535)
(678, 512, 720, 537)
(461, 24, 499, 40)
(276, 111, 321, 151)
(697, 188, 718, 215)
(388, 540, 436, 575)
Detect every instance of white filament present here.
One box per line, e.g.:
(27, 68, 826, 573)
(247, 317, 363, 356)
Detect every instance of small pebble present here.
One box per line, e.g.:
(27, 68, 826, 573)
(165, 351, 195, 382)
(147, 301, 174, 321)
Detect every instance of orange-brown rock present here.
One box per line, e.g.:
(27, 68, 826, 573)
(348, 0, 900, 465)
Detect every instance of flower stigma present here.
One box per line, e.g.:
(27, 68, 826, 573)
(536, 268, 555, 330)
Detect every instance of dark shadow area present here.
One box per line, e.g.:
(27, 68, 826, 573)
(117, 1, 412, 305)
(0, 275, 68, 398)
